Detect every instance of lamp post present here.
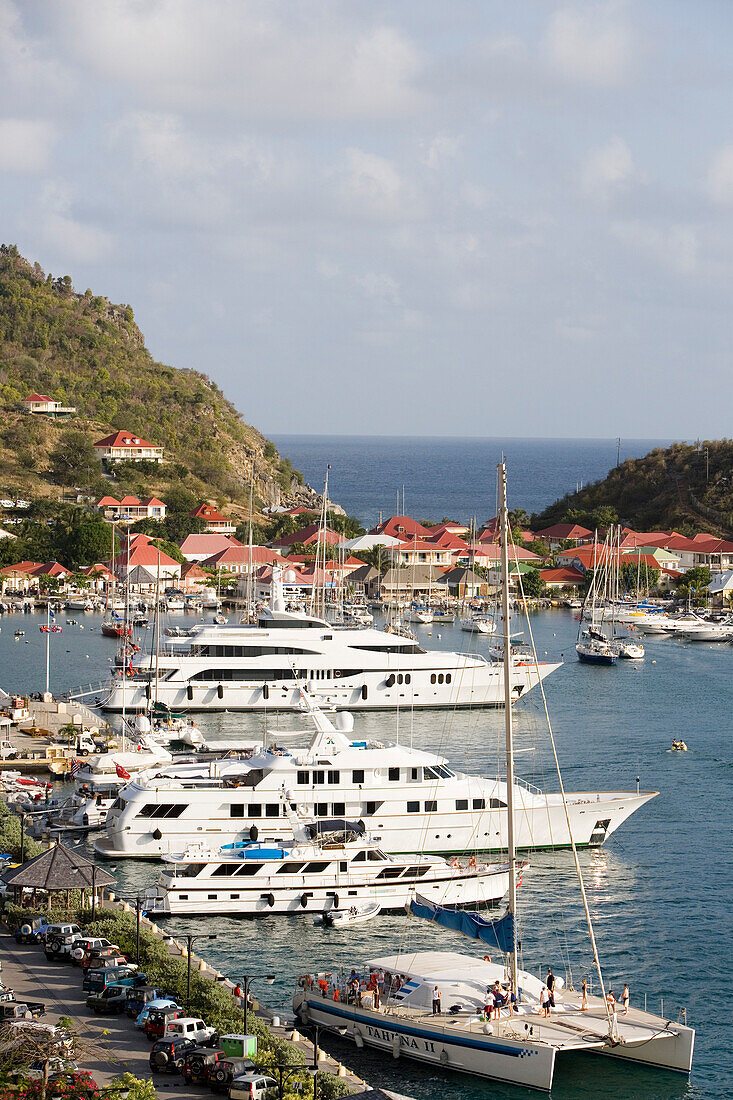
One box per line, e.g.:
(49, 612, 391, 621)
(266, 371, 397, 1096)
(241, 972, 275, 1037)
(182, 933, 217, 1012)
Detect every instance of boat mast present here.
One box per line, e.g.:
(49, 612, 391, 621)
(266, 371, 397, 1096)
(498, 462, 518, 994)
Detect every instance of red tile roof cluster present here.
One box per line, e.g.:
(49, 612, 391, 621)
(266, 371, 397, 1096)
(96, 495, 165, 508)
(271, 524, 341, 548)
(539, 567, 585, 584)
(370, 516, 433, 540)
(114, 533, 180, 569)
(191, 503, 232, 523)
(534, 523, 593, 540)
(202, 546, 281, 567)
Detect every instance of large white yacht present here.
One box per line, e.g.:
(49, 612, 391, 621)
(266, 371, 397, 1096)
(103, 569, 560, 713)
(95, 695, 656, 860)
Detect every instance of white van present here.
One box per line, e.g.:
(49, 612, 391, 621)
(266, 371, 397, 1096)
(229, 1075, 278, 1100)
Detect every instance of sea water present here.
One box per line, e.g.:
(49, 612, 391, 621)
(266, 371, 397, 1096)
(1, 605, 729, 1099)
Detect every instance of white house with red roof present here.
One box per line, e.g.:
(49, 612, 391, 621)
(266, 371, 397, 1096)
(93, 495, 166, 521)
(201, 544, 282, 575)
(0, 561, 43, 594)
(179, 533, 243, 562)
(369, 515, 432, 541)
(270, 524, 342, 553)
(540, 566, 585, 591)
(114, 533, 180, 580)
(20, 393, 76, 417)
(386, 538, 454, 567)
(93, 430, 164, 463)
(190, 503, 237, 535)
(456, 543, 541, 568)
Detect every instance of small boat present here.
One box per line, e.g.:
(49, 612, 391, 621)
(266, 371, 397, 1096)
(576, 627, 618, 665)
(101, 618, 131, 639)
(315, 902, 382, 928)
(407, 605, 434, 625)
(213, 613, 228, 625)
(613, 636, 645, 660)
(461, 614, 496, 635)
(14, 630, 24, 637)
(671, 739, 688, 752)
(431, 607, 455, 622)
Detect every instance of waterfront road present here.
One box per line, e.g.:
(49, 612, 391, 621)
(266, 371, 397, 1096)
(0, 932, 206, 1097)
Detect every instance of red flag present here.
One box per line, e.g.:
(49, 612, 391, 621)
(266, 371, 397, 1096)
(115, 762, 131, 779)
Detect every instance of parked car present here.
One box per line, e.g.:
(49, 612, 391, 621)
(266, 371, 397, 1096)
(82, 967, 146, 995)
(124, 986, 172, 1019)
(228, 1074, 278, 1100)
(163, 1017, 217, 1046)
(208, 1057, 257, 1092)
(81, 949, 128, 972)
(86, 984, 129, 1015)
(143, 1006, 185, 1041)
(13, 918, 48, 944)
(71, 938, 119, 966)
(148, 1037, 197, 1074)
(180, 1046, 225, 1084)
(135, 998, 180, 1029)
(0, 1001, 45, 1020)
(45, 932, 84, 962)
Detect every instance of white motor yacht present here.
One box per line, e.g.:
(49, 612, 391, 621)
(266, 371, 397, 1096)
(103, 568, 558, 713)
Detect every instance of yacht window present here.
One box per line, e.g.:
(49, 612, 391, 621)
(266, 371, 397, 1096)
(265, 803, 280, 817)
(315, 803, 328, 816)
(456, 799, 468, 810)
(230, 894, 240, 900)
(234, 863, 262, 875)
(410, 768, 419, 780)
(312, 770, 325, 785)
(407, 801, 420, 813)
(191, 668, 302, 681)
(137, 804, 186, 819)
(194, 644, 318, 657)
(327, 770, 340, 784)
(367, 851, 384, 862)
(352, 770, 365, 784)
(376, 868, 404, 879)
(182, 863, 207, 878)
(365, 800, 382, 815)
(397, 674, 403, 685)
(249, 805, 262, 817)
(332, 802, 345, 816)
(434, 765, 453, 778)
(348, 644, 426, 654)
(111, 797, 124, 811)
(424, 800, 437, 813)
(388, 768, 400, 782)
(423, 767, 440, 780)
(446, 674, 452, 684)
(303, 861, 330, 873)
(490, 797, 507, 808)
(352, 851, 367, 862)
(212, 864, 237, 876)
(404, 865, 424, 875)
(438, 673, 444, 684)
(276, 862, 305, 874)
(230, 805, 245, 818)
(340, 861, 347, 872)
(430, 674, 436, 685)
(473, 798, 486, 810)
(297, 771, 309, 785)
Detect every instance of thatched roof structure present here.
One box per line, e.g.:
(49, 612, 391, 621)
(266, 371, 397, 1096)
(1, 840, 116, 891)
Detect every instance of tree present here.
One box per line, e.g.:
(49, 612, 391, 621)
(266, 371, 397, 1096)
(619, 560, 660, 594)
(55, 512, 112, 567)
(48, 431, 99, 487)
(592, 505, 619, 528)
(326, 511, 365, 538)
(150, 537, 185, 564)
(677, 565, 711, 593)
(526, 539, 551, 559)
(356, 544, 388, 571)
(522, 568, 545, 598)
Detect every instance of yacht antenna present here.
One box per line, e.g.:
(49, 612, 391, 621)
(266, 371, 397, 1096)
(498, 462, 518, 995)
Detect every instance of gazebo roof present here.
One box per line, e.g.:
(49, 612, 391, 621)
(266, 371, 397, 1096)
(2, 840, 116, 890)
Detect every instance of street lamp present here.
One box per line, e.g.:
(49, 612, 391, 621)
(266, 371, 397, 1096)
(240, 972, 275, 1036)
(181, 933, 217, 1012)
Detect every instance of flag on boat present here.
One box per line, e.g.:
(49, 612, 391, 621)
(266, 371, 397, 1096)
(69, 759, 81, 777)
(409, 896, 515, 953)
(115, 762, 131, 779)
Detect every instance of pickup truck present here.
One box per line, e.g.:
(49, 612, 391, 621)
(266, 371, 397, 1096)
(86, 984, 130, 1015)
(0, 1001, 46, 1020)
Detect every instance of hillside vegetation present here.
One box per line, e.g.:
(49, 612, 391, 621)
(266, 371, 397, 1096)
(532, 440, 733, 536)
(0, 244, 311, 513)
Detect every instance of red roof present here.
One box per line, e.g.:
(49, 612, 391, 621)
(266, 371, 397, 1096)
(462, 544, 540, 562)
(191, 503, 232, 523)
(96, 496, 121, 507)
(114, 533, 179, 570)
(271, 525, 341, 548)
(30, 562, 71, 577)
(202, 546, 281, 567)
(22, 393, 53, 402)
(535, 523, 593, 540)
(81, 563, 114, 578)
(141, 497, 166, 507)
(540, 567, 585, 584)
(0, 560, 42, 575)
(428, 532, 470, 550)
(180, 562, 208, 579)
(369, 516, 432, 540)
(119, 495, 141, 506)
(94, 430, 159, 449)
(179, 534, 243, 557)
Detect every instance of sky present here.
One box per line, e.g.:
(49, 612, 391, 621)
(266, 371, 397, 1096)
(1, 1, 732, 438)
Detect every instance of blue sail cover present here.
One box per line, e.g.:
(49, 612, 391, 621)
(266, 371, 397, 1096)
(410, 899, 515, 953)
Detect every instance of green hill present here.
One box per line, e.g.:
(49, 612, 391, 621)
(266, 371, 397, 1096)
(0, 244, 312, 515)
(532, 440, 733, 536)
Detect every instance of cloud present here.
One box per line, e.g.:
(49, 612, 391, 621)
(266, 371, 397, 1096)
(705, 144, 733, 205)
(611, 220, 698, 275)
(545, 6, 634, 86)
(0, 119, 55, 172)
(580, 136, 636, 200)
(337, 148, 418, 220)
(422, 134, 463, 169)
(34, 182, 114, 262)
(354, 271, 401, 305)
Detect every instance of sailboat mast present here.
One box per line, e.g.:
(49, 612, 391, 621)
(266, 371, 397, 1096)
(498, 462, 518, 994)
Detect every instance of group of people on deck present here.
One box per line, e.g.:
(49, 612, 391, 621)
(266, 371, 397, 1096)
(346, 967, 406, 1008)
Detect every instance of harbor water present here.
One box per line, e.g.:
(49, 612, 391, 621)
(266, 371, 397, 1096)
(0, 605, 729, 1099)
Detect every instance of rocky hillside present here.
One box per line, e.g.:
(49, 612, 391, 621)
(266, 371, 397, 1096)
(532, 440, 733, 536)
(0, 244, 317, 515)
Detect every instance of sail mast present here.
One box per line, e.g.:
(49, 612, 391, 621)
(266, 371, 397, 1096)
(498, 462, 518, 994)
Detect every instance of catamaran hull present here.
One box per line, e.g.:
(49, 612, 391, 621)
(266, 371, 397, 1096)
(94, 790, 654, 860)
(102, 662, 560, 713)
(294, 994, 558, 1091)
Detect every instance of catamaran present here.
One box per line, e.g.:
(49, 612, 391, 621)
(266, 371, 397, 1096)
(292, 463, 694, 1092)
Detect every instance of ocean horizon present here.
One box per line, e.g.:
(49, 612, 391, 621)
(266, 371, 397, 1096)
(270, 434, 673, 526)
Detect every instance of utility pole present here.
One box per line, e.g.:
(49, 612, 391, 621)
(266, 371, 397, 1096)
(617, 437, 621, 467)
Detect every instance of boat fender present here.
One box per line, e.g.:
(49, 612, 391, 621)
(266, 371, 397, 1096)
(301, 893, 309, 908)
(332, 894, 339, 909)
(482, 1023, 493, 1035)
(249, 825, 259, 841)
(265, 892, 275, 908)
(392, 1036, 400, 1059)
(187, 685, 194, 701)
(217, 684, 224, 700)
(262, 684, 269, 700)
(152, 828, 163, 840)
(145, 684, 151, 700)
(297, 975, 312, 989)
(440, 1049, 449, 1065)
(82, 813, 89, 826)
(361, 685, 368, 701)
(353, 1028, 364, 1049)
(385, 674, 396, 687)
